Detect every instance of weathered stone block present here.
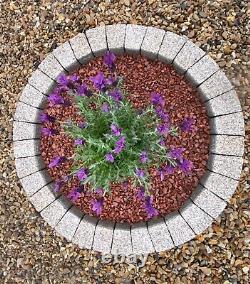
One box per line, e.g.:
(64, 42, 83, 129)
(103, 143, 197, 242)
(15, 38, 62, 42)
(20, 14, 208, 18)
(14, 102, 40, 123)
(125, 24, 147, 54)
(106, 24, 126, 54)
(13, 139, 40, 158)
(85, 26, 107, 57)
(38, 53, 65, 80)
(15, 155, 45, 179)
(19, 84, 47, 109)
(131, 223, 154, 254)
(13, 121, 40, 141)
(28, 69, 55, 95)
(111, 223, 133, 255)
(210, 135, 244, 156)
(70, 33, 93, 64)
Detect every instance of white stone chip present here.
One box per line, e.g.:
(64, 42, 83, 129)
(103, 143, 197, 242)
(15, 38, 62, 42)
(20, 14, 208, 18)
(55, 206, 83, 241)
(72, 215, 97, 249)
(180, 200, 213, 234)
(70, 33, 93, 64)
(92, 220, 114, 254)
(85, 26, 107, 56)
(111, 223, 133, 255)
(106, 24, 126, 54)
(125, 24, 147, 54)
(20, 169, 52, 196)
(164, 212, 195, 247)
(191, 185, 227, 219)
(173, 40, 205, 74)
(131, 223, 155, 254)
(53, 41, 81, 72)
(141, 27, 165, 60)
(147, 218, 174, 252)
(158, 31, 187, 64)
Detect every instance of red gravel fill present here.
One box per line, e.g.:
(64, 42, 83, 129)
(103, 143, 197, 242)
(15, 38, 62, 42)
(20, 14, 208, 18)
(40, 54, 210, 224)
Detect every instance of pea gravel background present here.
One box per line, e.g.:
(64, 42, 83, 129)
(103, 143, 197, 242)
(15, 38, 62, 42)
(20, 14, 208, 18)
(0, 0, 249, 283)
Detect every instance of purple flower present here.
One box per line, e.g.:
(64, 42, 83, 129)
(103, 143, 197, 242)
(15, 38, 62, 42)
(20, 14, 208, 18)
(140, 151, 148, 163)
(77, 83, 88, 96)
(78, 121, 86, 129)
(105, 152, 115, 163)
(48, 93, 65, 106)
(74, 138, 85, 146)
(151, 92, 164, 107)
(104, 51, 116, 70)
(106, 76, 117, 86)
(145, 196, 158, 219)
(54, 180, 63, 193)
(109, 89, 122, 102)
(57, 74, 70, 86)
(95, 188, 103, 196)
(157, 123, 169, 135)
(155, 107, 169, 122)
(90, 72, 106, 91)
(111, 123, 122, 136)
(91, 198, 104, 216)
(179, 159, 193, 174)
(69, 74, 80, 83)
(41, 127, 58, 136)
(76, 168, 88, 181)
(101, 103, 110, 113)
(40, 113, 55, 123)
(68, 187, 81, 202)
(181, 118, 195, 132)
(48, 156, 66, 168)
(136, 187, 145, 200)
(114, 136, 126, 154)
(159, 138, 165, 146)
(135, 168, 145, 178)
(169, 147, 185, 161)
(164, 165, 175, 175)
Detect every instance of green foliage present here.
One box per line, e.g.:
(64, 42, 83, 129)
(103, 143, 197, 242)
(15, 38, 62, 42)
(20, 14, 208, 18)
(64, 77, 177, 194)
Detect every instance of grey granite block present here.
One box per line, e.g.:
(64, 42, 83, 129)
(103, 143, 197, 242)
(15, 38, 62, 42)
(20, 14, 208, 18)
(207, 154, 243, 180)
(19, 84, 47, 108)
(191, 185, 227, 219)
(69, 33, 93, 64)
(14, 102, 40, 123)
(141, 27, 165, 60)
(198, 70, 233, 102)
(125, 24, 147, 54)
(52, 41, 80, 72)
(92, 220, 114, 254)
(41, 196, 72, 228)
(15, 155, 45, 179)
(13, 139, 40, 158)
(72, 215, 97, 249)
(158, 32, 187, 64)
(180, 200, 213, 234)
(38, 53, 66, 80)
(164, 212, 195, 247)
(106, 24, 126, 54)
(147, 218, 174, 252)
(28, 69, 55, 95)
(55, 206, 83, 241)
(173, 40, 205, 74)
(85, 26, 107, 57)
(131, 223, 155, 254)
(200, 171, 239, 201)
(205, 90, 242, 117)
(13, 121, 40, 141)
(29, 183, 58, 212)
(210, 135, 244, 156)
(111, 223, 133, 255)
(186, 55, 220, 86)
(20, 169, 52, 196)
(210, 112, 245, 136)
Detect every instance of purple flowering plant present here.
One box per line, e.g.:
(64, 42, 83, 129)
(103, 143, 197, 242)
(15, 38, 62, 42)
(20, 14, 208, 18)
(44, 51, 194, 215)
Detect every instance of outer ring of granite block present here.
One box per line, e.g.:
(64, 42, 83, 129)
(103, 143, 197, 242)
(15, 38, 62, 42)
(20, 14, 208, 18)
(14, 25, 245, 255)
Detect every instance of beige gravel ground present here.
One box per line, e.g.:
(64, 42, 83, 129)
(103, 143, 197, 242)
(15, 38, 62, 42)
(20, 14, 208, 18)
(0, 0, 249, 283)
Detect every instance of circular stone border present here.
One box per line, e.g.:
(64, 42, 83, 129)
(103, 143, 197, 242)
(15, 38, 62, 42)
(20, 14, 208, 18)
(13, 24, 245, 255)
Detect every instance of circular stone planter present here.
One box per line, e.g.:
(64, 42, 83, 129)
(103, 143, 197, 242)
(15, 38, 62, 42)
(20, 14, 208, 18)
(13, 24, 245, 255)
